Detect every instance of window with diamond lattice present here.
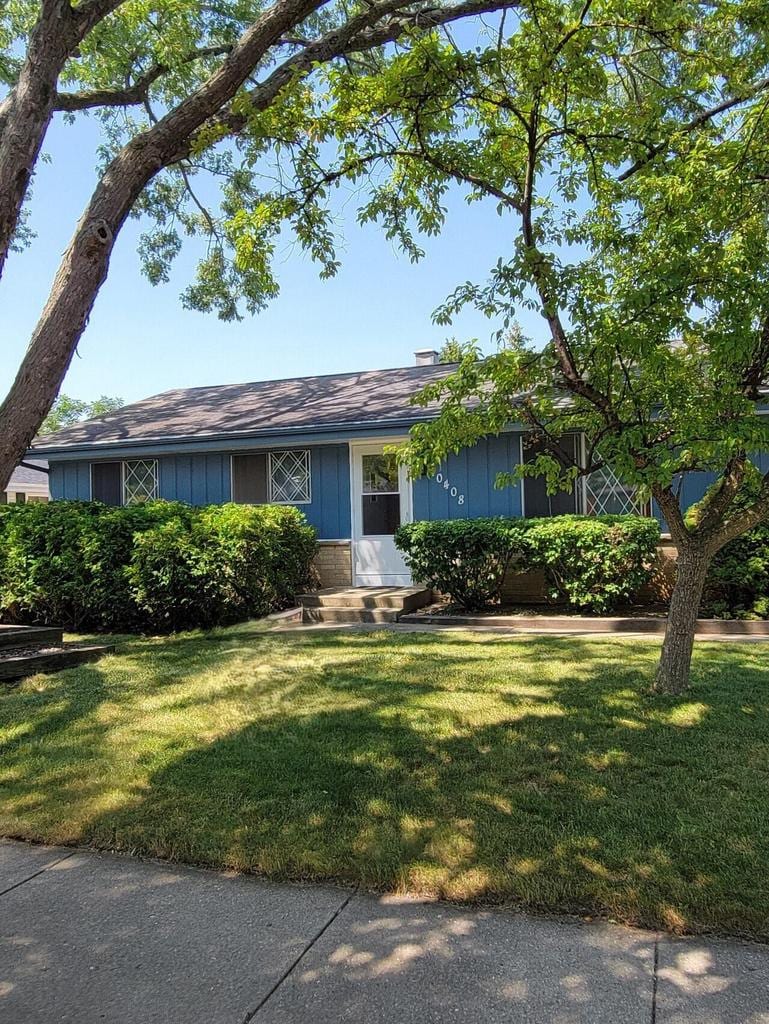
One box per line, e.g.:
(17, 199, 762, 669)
(269, 450, 311, 504)
(122, 460, 158, 505)
(583, 465, 648, 516)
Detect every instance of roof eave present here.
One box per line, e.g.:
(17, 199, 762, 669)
(28, 413, 440, 459)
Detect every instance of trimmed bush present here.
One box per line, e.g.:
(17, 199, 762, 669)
(522, 515, 661, 613)
(395, 514, 660, 613)
(0, 500, 317, 632)
(395, 518, 528, 610)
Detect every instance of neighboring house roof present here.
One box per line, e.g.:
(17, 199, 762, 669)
(6, 460, 49, 493)
(30, 364, 456, 454)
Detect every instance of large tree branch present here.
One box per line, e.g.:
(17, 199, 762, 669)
(652, 484, 690, 547)
(708, 472, 769, 553)
(54, 45, 235, 112)
(0, 0, 518, 489)
(0, 1, 79, 280)
(0, 0, 135, 282)
(71, 0, 131, 37)
(159, 0, 518, 164)
(692, 452, 748, 537)
(618, 76, 769, 181)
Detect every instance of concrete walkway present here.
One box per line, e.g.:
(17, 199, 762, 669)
(2, 841, 768, 1023)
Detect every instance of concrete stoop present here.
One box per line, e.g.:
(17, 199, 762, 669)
(297, 587, 432, 624)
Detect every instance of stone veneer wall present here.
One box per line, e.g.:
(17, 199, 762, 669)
(312, 540, 352, 588)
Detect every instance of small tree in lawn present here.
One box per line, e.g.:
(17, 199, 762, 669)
(0, 0, 514, 491)
(286, 0, 769, 692)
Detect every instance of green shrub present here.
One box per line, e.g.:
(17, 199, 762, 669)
(128, 503, 318, 631)
(127, 516, 214, 632)
(395, 514, 660, 613)
(395, 517, 529, 610)
(84, 501, 192, 630)
(0, 500, 99, 629)
(688, 466, 769, 619)
(523, 515, 661, 613)
(0, 500, 317, 632)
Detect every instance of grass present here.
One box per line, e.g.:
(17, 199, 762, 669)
(1, 623, 768, 939)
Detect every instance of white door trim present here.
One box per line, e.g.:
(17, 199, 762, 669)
(349, 439, 413, 586)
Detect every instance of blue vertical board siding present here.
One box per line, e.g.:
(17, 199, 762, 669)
(303, 445, 351, 539)
(47, 445, 350, 538)
(158, 454, 230, 505)
(158, 445, 349, 537)
(49, 460, 90, 499)
(157, 454, 230, 505)
(412, 434, 524, 521)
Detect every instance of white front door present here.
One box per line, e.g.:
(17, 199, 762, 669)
(351, 442, 412, 586)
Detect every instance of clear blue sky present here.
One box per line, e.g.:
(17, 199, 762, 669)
(1, 110, 542, 406)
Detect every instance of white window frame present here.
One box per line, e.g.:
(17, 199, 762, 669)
(122, 459, 159, 505)
(268, 449, 312, 505)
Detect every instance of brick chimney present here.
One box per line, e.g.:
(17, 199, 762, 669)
(414, 349, 439, 366)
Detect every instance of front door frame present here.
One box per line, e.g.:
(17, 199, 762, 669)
(349, 438, 413, 586)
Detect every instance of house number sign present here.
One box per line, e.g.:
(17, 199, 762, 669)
(434, 470, 465, 506)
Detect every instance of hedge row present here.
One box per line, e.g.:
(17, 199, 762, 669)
(395, 515, 661, 613)
(0, 500, 318, 632)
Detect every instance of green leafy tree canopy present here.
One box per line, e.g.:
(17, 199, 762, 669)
(41, 395, 124, 436)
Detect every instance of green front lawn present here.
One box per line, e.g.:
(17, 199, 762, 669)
(1, 625, 768, 938)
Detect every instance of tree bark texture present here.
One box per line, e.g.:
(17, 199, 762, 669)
(653, 544, 711, 695)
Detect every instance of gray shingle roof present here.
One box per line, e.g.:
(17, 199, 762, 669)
(7, 460, 48, 487)
(31, 364, 456, 452)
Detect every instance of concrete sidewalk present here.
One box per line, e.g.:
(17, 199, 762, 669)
(1, 840, 767, 1023)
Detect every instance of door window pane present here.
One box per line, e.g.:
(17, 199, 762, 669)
(362, 493, 401, 535)
(362, 454, 398, 493)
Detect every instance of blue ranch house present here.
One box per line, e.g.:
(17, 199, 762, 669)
(29, 349, 768, 588)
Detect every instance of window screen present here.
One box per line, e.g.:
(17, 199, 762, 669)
(91, 462, 122, 506)
(231, 453, 268, 504)
(361, 453, 400, 536)
(522, 434, 580, 517)
(270, 450, 311, 503)
(584, 464, 646, 515)
(122, 460, 158, 504)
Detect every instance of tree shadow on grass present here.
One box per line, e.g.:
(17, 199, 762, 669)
(2, 629, 768, 938)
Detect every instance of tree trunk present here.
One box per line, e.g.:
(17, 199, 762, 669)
(0, 0, 328, 490)
(0, 2, 79, 281)
(653, 544, 711, 695)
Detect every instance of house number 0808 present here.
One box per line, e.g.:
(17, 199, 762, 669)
(435, 471, 465, 505)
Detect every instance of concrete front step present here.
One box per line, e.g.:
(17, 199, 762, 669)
(0, 643, 114, 683)
(302, 606, 399, 624)
(298, 587, 431, 612)
(0, 625, 64, 649)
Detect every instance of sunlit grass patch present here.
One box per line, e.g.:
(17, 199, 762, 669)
(1, 623, 768, 938)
